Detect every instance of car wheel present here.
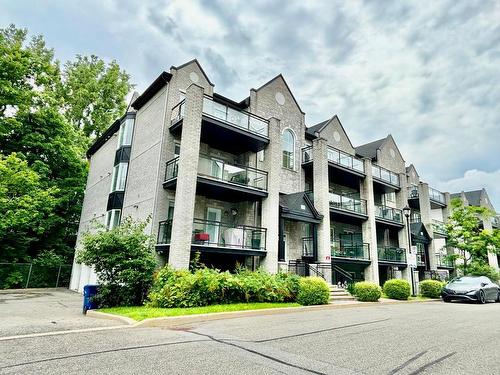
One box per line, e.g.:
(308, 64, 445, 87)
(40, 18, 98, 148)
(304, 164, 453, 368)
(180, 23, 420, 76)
(478, 290, 486, 304)
(443, 297, 451, 303)
(496, 291, 500, 303)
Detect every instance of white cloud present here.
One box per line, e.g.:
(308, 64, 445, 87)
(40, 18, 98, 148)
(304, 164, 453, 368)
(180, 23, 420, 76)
(1, 0, 499, 207)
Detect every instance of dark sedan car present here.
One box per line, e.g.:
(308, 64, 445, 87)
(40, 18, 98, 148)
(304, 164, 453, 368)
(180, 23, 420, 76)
(441, 276, 500, 303)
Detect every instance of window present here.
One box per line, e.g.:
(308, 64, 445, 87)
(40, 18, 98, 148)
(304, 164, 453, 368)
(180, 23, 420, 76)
(174, 142, 181, 157)
(384, 192, 396, 204)
(282, 129, 295, 169)
(105, 209, 121, 230)
(110, 163, 128, 192)
(117, 118, 134, 148)
(258, 150, 264, 162)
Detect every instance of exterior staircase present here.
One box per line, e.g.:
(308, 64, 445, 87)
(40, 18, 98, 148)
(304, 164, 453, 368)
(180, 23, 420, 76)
(328, 284, 356, 303)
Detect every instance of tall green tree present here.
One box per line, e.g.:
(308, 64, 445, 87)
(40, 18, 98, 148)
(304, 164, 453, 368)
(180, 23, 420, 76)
(61, 55, 133, 138)
(0, 153, 58, 262)
(445, 199, 500, 274)
(0, 25, 132, 262)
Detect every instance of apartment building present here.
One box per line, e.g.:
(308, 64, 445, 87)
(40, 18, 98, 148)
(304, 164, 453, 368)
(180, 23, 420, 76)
(69, 59, 498, 292)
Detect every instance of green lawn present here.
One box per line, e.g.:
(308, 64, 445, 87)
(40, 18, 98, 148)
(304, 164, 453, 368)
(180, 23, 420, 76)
(100, 302, 300, 321)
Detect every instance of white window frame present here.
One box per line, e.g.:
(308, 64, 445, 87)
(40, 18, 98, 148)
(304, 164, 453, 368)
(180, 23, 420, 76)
(117, 118, 134, 149)
(110, 162, 129, 193)
(282, 128, 295, 170)
(106, 209, 121, 230)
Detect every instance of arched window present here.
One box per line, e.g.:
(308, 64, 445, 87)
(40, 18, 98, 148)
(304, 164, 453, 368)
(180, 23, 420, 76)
(282, 129, 295, 169)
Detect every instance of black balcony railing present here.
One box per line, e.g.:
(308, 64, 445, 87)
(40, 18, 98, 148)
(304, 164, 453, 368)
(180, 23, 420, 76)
(329, 192, 367, 215)
(372, 164, 400, 187)
(331, 241, 370, 260)
(157, 219, 267, 251)
(378, 247, 407, 263)
(165, 157, 179, 181)
(170, 100, 185, 124)
(375, 204, 403, 224)
(302, 237, 314, 257)
(164, 155, 268, 191)
(197, 154, 268, 191)
(407, 186, 419, 199)
(202, 96, 269, 137)
(327, 146, 365, 173)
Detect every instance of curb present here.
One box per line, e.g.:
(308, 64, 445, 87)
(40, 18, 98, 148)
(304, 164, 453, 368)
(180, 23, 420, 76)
(87, 298, 441, 328)
(86, 310, 136, 325)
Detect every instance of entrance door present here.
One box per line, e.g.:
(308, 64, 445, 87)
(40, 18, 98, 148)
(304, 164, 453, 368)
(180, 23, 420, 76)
(206, 208, 222, 245)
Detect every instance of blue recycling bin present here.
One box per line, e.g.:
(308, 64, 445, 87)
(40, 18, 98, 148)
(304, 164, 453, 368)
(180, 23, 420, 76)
(83, 284, 99, 314)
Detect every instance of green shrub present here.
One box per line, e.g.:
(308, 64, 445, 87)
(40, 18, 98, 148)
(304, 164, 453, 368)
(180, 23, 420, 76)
(77, 218, 156, 308)
(147, 266, 302, 308)
(419, 279, 444, 298)
(383, 279, 411, 300)
(353, 282, 381, 302)
(346, 282, 356, 296)
(296, 277, 330, 306)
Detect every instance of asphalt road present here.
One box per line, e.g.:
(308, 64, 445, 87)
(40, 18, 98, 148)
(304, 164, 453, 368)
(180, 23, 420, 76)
(1, 300, 499, 374)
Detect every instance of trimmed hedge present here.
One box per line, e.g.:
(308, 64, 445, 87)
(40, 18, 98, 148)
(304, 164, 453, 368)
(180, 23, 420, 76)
(296, 277, 330, 306)
(147, 266, 302, 308)
(383, 279, 411, 300)
(419, 279, 444, 298)
(353, 282, 381, 302)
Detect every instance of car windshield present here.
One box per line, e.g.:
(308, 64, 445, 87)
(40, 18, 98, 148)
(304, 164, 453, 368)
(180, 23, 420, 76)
(449, 277, 479, 286)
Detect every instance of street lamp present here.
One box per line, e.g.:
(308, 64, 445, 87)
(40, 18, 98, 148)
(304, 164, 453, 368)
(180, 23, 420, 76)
(403, 206, 416, 296)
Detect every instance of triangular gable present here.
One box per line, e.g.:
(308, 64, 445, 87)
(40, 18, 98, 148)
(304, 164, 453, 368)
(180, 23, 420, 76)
(327, 115, 356, 150)
(279, 192, 322, 223)
(170, 59, 214, 87)
(253, 74, 305, 114)
(410, 222, 431, 244)
(380, 134, 405, 163)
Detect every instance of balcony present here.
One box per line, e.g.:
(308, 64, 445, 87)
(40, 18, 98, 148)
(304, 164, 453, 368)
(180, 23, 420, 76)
(169, 96, 270, 153)
(163, 155, 268, 201)
(372, 164, 400, 189)
(328, 146, 365, 176)
(331, 241, 371, 263)
(375, 205, 404, 227)
(432, 219, 447, 237)
(301, 146, 365, 178)
(429, 187, 446, 207)
(436, 253, 454, 269)
(157, 218, 267, 256)
(378, 247, 407, 265)
(329, 192, 367, 221)
(407, 186, 446, 209)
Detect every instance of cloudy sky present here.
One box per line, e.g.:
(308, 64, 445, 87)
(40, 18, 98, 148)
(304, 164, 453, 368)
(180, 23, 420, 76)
(2, 0, 500, 208)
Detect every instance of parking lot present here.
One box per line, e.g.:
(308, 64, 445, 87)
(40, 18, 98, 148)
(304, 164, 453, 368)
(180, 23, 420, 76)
(0, 289, 122, 338)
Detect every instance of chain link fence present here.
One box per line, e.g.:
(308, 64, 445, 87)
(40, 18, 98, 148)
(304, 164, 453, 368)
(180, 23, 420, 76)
(0, 263, 72, 289)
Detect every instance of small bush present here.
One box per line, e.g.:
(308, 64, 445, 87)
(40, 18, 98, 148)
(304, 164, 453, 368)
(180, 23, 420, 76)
(383, 279, 411, 300)
(353, 282, 381, 302)
(346, 282, 356, 296)
(296, 277, 330, 306)
(466, 262, 500, 282)
(419, 279, 444, 298)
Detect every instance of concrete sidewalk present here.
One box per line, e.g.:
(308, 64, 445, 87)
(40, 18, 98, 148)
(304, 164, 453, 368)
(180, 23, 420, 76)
(0, 288, 123, 338)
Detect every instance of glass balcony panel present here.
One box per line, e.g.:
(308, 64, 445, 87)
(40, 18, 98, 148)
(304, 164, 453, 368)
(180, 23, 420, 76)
(302, 146, 313, 163)
(192, 218, 266, 251)
(327, 147, 340, 164)
(375, 204, 403, 223)
(227, 107, 248, 129)
(302, 237, 314, 257)
(352, 158, 364, 172)
(331, 240, 370, 260)
(378, 247, 406, 263)
(157, 220, 172, 244)
(165, 157, 179, 181)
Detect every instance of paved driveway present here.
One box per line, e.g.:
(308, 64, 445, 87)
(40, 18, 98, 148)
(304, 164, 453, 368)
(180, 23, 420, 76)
(1, 301, 499, 374)
(0, 288, 122, 338)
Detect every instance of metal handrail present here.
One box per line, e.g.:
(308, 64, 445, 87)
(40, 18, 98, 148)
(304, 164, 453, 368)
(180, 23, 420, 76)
(170, 100, 185, 124)
(327, 146, 365, 173)
(377, 247, 407, 262)
(329, 192, 367, 215)
(374, 204, 403, 223)
(202, 95, 269, 137)
(372, 164, 400, 186)
(332, 264, 354, 283)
